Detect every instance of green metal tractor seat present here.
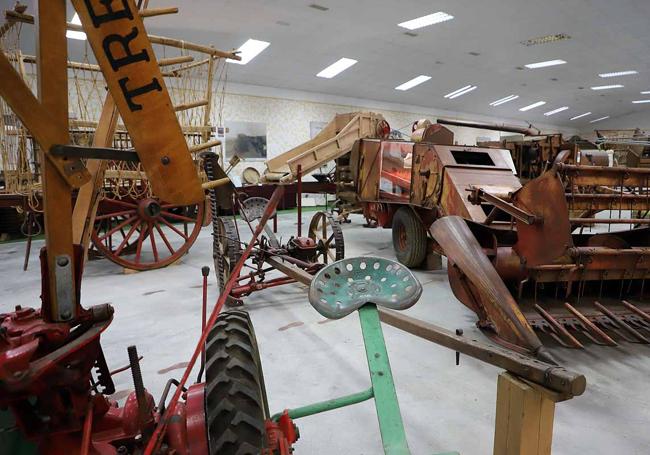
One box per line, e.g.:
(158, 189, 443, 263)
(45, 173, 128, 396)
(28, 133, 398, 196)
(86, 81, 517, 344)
(308, 257, 422, 319)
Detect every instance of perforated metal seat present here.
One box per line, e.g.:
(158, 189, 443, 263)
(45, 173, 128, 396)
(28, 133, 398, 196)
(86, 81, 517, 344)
(308, 257, 422, 319)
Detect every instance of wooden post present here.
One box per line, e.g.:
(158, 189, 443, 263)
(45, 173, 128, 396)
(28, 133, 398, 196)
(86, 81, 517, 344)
(37, 0, 77, 321)
(493, 372, 558, 455)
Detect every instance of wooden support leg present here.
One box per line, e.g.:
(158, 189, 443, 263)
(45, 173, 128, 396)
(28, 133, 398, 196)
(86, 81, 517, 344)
(493, 372, 557, 455)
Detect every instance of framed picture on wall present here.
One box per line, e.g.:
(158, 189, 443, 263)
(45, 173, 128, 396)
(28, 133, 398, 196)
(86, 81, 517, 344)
(224, 121, 267, 160)
(310, 121, 328, 139)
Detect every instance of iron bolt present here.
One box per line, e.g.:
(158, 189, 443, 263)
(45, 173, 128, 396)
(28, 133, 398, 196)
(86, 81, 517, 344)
(61, 310, 72, 320)
(161, 155, 171, 165)
(455, 329, 463, 336)
(56, 256, 69, 267)
(202, 266, 210, 277)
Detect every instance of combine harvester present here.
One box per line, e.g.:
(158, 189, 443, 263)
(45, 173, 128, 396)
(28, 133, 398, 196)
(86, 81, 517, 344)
(344, 119, 650, 360)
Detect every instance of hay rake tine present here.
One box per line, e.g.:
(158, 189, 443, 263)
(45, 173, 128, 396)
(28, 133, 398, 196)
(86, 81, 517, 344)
(534, 304, 583, 348)
(594, 301, 650, 344)
(622, 300, 650, 323)
(564, 302, 618, 346)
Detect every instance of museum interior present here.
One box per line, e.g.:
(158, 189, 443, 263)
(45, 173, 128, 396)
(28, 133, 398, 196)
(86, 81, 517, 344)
(1, 1, 649, 454)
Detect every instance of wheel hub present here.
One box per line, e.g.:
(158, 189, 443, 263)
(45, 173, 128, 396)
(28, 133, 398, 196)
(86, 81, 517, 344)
(138, 198, 162, 221)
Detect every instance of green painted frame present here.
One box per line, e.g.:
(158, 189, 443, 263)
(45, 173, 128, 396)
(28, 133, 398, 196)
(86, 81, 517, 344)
(272, 303, 459, 455)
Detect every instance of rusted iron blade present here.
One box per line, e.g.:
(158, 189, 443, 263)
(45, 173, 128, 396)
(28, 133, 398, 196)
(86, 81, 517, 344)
(621, 300, 650, 323)
(534, 304, 584, 348)
(563, 302, 618, 346)
(430, 216, 547, 359)
(594, 301, 650, 343)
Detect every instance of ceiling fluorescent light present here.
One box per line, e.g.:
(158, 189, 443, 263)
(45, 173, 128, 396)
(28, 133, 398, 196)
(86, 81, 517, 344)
(524, 59, 566, 69)
(448, 85, 477, 99)
(570, 112, 591, 120)
(640, 91, 650, 95)
(632, 100, 650, 104)
(590, 116, 610, 123)
(599, 70, 637, 78)
(228, 39, 270, 65)
(316, 57, 358, 78)
(490, 95, 519, 106)
(398, 12, 454, 30)
(66, 13, 86, 40)
(519, 101, 546, 112)
(544, 106, 569, 116)
(590, 84, 624, 90)
(395, 75, 431, 91)
(444, 85, 472, 98)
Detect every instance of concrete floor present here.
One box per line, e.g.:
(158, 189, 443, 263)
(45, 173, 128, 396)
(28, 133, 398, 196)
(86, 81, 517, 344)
(1, 211, 649, 454)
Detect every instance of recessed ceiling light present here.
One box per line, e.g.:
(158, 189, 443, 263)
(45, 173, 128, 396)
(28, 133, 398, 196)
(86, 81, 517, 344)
(590, 84, 624, 90)
(598, 70, 637, 78)
(444, 85, 477, 99)
(544, 106, 569, 116)
(489, 95, 519, 106)
(398, 12, 454, 30)
(590, 116, 610, 123)
(632, 99, 650, 104)
(524, 59, 566, 69)
(228, 39, 270, 65)
(520, 33, 571, 46)
(570, 112, 591, 120)
(66, 13, 86, 40)
(395, 75, 431, 91)
(519, 101, 546, 111)
(316, 57, 357, 78)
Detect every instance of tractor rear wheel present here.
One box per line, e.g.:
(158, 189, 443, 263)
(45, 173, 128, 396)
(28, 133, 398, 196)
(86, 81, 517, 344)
(392, 207, 427, 267)
(205, 310, 269, 454)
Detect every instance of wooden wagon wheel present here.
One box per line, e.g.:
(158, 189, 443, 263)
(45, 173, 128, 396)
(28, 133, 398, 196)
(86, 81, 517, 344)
(91, 195, 205, 271)
(308, 211, 345, 265)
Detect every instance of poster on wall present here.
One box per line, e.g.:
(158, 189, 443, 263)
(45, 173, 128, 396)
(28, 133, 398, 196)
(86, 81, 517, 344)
(310, 121, 328, 139)
(224, 121, 267, 160)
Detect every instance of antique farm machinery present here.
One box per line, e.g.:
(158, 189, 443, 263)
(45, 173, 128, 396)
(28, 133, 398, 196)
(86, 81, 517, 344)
(348, 121, 650, 358)
(1, 2, 228, 271)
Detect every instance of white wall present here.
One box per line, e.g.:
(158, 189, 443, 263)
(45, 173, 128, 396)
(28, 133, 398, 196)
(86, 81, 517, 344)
(221, 82, 579, 181)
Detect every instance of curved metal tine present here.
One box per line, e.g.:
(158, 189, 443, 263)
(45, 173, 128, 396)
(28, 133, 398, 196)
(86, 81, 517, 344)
(564, 302, 618, 346)
(594, 301, 650, 343)
(621, 300, 650, 323)
(534, 304, 583, 348)
(568, 321, 604, 345)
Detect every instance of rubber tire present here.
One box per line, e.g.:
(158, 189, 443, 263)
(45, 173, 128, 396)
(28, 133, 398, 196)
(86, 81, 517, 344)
(391, 207, 427, 267)
(205, 310, 269, 455)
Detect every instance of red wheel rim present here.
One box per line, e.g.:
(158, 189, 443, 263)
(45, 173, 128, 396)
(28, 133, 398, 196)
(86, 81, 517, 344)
(91, 196, 205, 271)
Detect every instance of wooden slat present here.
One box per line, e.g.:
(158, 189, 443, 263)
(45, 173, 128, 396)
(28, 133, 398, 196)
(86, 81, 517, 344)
(72, 94, 120, 263)
(493, 372, 557, 455)
(71, 0, 204, 206)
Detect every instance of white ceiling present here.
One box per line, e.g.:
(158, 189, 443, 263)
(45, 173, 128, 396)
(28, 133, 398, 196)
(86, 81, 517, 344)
(8, 0, 650, 130)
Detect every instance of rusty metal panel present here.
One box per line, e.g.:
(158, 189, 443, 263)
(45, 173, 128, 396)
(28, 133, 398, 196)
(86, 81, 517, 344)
(512, 170, 572, 266)
(410, 143, 441, 208)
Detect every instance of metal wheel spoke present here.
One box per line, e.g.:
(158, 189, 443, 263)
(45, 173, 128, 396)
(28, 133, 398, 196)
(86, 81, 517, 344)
(160, 217, 189, 240)
(115, 220, 142, 256)
(148, 222, 159, 262)
(161, 210, 196, 223)
(325, 233, 335, 246)
(95, 209, 136, 221)
(98, 215, 138, 242)
(154, 222, 175, 255)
